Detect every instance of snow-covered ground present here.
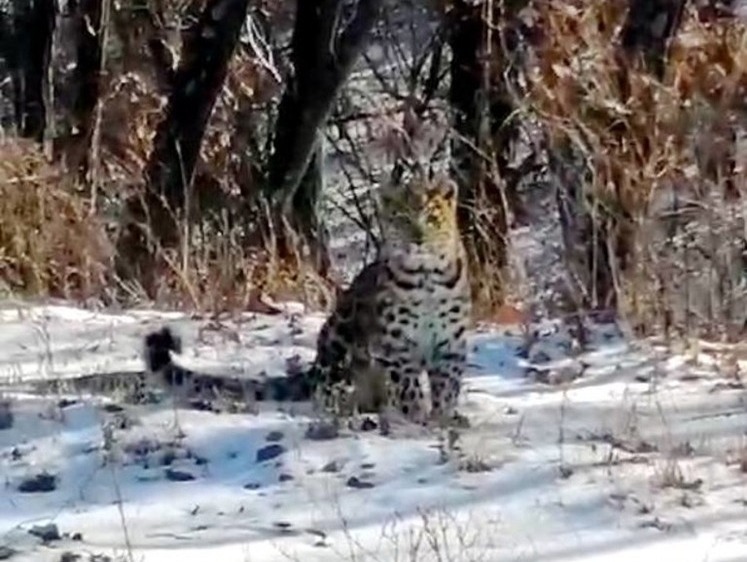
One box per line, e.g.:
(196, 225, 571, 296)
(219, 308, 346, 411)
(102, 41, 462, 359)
(0, 302, 745, 562)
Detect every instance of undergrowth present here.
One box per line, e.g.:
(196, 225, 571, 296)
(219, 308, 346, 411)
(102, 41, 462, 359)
(525, 0, 747, 338)
(0, 140, 112, 301)
(1, 0, 746, 329)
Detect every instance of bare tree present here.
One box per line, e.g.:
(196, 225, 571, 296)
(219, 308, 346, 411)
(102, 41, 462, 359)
(113, 0, 176, 93)
(115, 0, 252, 290)
(62, 0, 105, 182)
(266, 0, 384, 276)
(619, 0, 686, 79)
(3, 0, 56, 141)
(447, 0, 529, 306)
(137, 0, 252, 246)
(552, 0, 689, 313)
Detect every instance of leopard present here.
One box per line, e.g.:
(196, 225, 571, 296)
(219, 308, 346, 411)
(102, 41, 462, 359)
(309, 171, 472, 431)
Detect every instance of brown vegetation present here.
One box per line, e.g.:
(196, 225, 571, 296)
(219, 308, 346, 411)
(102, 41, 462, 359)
(0, 0, 744, 338)
(525, 0, 746, 337)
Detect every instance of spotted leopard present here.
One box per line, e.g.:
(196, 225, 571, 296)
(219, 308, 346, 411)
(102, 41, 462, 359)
(310, 172, 472, 429)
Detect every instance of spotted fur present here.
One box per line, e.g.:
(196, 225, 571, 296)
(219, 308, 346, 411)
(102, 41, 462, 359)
(19, 326, 312, 412)
(310, 173, 472, 428)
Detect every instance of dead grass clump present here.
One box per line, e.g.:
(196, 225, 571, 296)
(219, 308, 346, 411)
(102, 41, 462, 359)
(0, 140, 113, 300)
(116, 213, 336, 314)
(526, 0, 747, 335)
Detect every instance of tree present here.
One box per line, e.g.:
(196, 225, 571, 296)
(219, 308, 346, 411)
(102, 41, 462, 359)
(66, 0, 105, 183)
(3, 0, 56, 142)
(126, 0, 252, 249)
(552, 0, 688, 312)
(114, 0, 252, 292)
(266, 0, 384, 276)
(447, 0, 529, 307)
(619, 0, 686, 79)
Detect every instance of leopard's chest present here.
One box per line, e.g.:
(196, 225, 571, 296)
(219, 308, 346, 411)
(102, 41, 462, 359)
(380, 251, 465, 357)
(406, 288, 454, 353)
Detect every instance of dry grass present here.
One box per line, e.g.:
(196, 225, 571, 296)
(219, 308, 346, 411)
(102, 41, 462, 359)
(525, 0, 747, 336)
(4, 0, 747, 325)
(529, 0, 746, 212)
(0, 140, 113, 301)
(0, 0, 329, 314)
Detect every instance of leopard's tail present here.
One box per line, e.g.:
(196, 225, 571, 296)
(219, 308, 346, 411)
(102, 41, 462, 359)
(143, 326, 316, 404)
(1, 327, 317, 408)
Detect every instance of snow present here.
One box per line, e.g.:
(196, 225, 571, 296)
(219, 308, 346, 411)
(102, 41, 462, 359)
(0, 302, 746, 562)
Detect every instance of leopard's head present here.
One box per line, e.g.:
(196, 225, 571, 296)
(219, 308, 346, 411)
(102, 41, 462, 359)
(379, 173, 459, 247)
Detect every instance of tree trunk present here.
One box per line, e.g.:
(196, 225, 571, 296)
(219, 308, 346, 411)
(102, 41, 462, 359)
(6, 0, 56, 142)
(695, 0, 738, 21)
(291, 137, 330, 275)
(551, 138, 622, 311)
(447, 0, 527, 308)
(64, 0, 104, 181)
(112, 0, 175, 94)
(0, 12, 14, 130)
(266, 0, 383, 274)
(141, 0, 251, 245)
(620, 0, 686, 79)
(117, 0, 251, 288)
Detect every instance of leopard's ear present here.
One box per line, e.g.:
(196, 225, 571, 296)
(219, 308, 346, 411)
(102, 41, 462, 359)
(430, 174, 458, 201)
(377, 178, 405, 217)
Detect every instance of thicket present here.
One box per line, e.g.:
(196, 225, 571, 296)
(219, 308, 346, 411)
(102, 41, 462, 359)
(0, 0, 744, 340)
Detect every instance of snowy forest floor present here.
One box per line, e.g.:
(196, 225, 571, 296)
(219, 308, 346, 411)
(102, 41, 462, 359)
(0, 303, 746, 562)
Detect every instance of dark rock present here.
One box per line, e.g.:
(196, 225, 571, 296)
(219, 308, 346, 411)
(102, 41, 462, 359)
(264, 372, 313, 402)
(256, 444, 285, 463)
(144, 326, 182, 373)
(124, 438, 161, 457)
(0, 546, 15, 560)
(360, 417, 377, 432)
(285, 355, 305, 376)
(530, 364, 582, 386)
(100, 404, 124, 413)
(71, 532, 83, 541)
(188, 399, 213, 412)
(160, 450, 177, 466)
(59, 553, 81, 562)
(164, 468, 195, 482)
(0, 401, 13, 430)
(108, 414, 134, 430)
(57, 398, 78, 409)
(279, 473, 294, 482)
(530, 350, 552, 364)
(29, 523, 61, 542)
(265, 430, 284, 442)
(243, 482, 261, 490)
(346, 476, 375, 489)
(459, 457, 492, 473)
(305, 421, 339, 441)
(322, 460, 341, 473)
(18, 472, 57, 493)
